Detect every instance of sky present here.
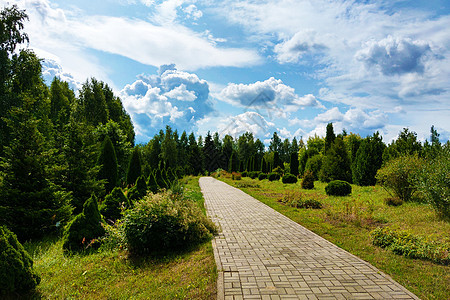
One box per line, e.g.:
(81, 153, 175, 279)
(8, 0, 450, 145)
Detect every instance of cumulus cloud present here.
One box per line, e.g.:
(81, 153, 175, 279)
(274, 30, 327, 64)
(120, 65, 214, 140)
(41, 59, 82, 91)
(217, 111, 275, 138)
(217, 77, 323, 112)
(356, 36, 434, 75)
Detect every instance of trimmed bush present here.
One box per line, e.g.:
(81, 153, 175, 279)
(0, 226, 40, 295)
(100, 187, 128, 222)
(62, 195, 105, 253)
(248, 171, 259, 179)
(325, 180, 352, 196)
(301, 170, 315, 190)
(241, 171, 248, 177)
(258, 173, 267, 180)
(268, 172, 280, 181)
(123, 191, 217, 255)
(282, 173, 298, 184)
(278, 191, 322, 209)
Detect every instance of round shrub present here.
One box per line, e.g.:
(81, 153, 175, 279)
(62, 195, 105, 253)
(0, 226, 41, 295)
(100, 187, 128, 222)
(282, 173, 298, 184)
(268, 173, 280, 182)
(301, 170, 315, 190)
(241, 171, 248, 177)
(123, 191, 217, 255)
(258, 173, 267, 180)
(325, 180, 352, 196)
(248, 171, 259, 179)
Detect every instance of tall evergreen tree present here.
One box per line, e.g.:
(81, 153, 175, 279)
(290, 152, 299, 176)
(269, 132, 282, 153)
(324, 123, 336, 154)
(273, 151, 282, 170)
(97, 135, 118, 193)
(320, 138, 352, 182)
(222, 135, 234, 170)
(203, 131, 221, 172)
(126, 147, 142, 186)
(352, 132, 385, 186)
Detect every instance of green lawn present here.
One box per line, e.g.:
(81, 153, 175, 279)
(219, 175, 450, 300)
(23, 176, 217, 300)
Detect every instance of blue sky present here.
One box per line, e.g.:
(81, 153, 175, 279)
(11, 0, 450, 145)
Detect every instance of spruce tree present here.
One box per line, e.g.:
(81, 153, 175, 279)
(352, 132, 385, 186)
(147, 171, 159, 193)
(324, 122, 336, 154)
(320, 138, 351, 182)
(290, 152, 299, 176)
(97, 135, 118, 194)
(100, 187, 128, 222)
(126, 147, 142, 186)
(273, 151, 282, 170)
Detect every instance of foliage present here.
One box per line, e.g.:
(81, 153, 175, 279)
(126, 147, 142, 186)
(258, 172, 267, 180)
(415, 147, 450, 219)
(231, 172, 241, 180)
(383, 128, 422, 162)
(282, 173, 298, 184)
(273, 151, 282, 170)
(325, 180, 352, 196)
(324, 122, 336, 154)
(376, 155, 424, 202)
(97, 135, 118, 194)
(62, 195, 105, 253)
(248, 171, 259, 179)
(352, 132, 385, 186)
(384, 197, 403, 207)
(268, 172, 280, 182)
(123, 191, 217, 256)
(241, 170, 248, 177)
(127, 175, 148, 204)
(301, 170, 315, 190)
(0, 225, 40, 295)
(320, 138, 352, 183)
(147, 171, 159, 194)
(304, 154, 322, 180)
(278, 191, 322, 209)
(371, 227, 449, 265)
(100, 187, 128, 222)
(289, 152, 299, 176)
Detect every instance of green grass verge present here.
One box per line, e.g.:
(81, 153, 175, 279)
(23, 176, 216, 299)
(219, 175, 450, 300)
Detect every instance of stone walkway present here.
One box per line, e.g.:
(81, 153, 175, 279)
(199, 177, 419, 300)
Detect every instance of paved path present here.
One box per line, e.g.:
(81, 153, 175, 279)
(199, 177, 419, 300)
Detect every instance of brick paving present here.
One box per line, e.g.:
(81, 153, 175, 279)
(199, 177, 419, 300)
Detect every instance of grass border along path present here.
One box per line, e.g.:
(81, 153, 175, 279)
(218, 175, 450, 300)
(24, 176, 217, 300)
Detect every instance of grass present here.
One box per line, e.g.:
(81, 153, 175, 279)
(22, 176, 216, 299)
(218, 175, 450, 300)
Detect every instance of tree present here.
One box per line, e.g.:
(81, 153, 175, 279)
(273, 151, 282, 170)
(423, 125, 442, 159)
(161, 125, 178, 168)
(352, 132, 385, 186)
(77, 78, 109, 126)
(203, 131, 221, 172)
(320, 138, 352, 182)
(97, 135, 118, 194)
(324, 123, 336, 154)
(126, 147, 142, 186)
(343, 133, 362, 164)
(383, 128, 422, 162)
(222, 135, 234, 170)
(187, 132, 204, 175)
(228, 151, 239, 172)
(280, 138, 291, 163)
(290, 152, 299, 176)
(0, 97, 72, 240)
(269, 132, 282, 153)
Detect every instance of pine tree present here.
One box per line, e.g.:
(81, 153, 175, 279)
(126, 147, 142, 186)
(352, 132, 385, 186)
(290, 152, 299, 176)
(324, 123, 336, 154)
(320, 138, 352, 182)
(97, 136, 118, 193)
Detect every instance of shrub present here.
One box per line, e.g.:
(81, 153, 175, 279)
(415, 147, 450, 219)
(320, 138, 352, 183)
(325, 180, 352, 196)
(241, 171, 248, 177)
(305, 154, 322, 180)
(147, 172, 159, 194)
(282, 173, 298, 184)
(376, 155, 424, 202)
(100, 187, 128, 222)
(0, 226, 40, 295)
(268, 172, 280, 181)
(231, 172, 241, 180)
(352, 132, 385, 186)
(272, 166, 284, 176)
(123, 191, 217, 255)
(384, 197, 403, 207)
(97, 135, 118, 193)
(126, 147, 142, 186)
(290, 152, 299, 176)
(248, 171, 259, 179)
(278, 191, 322, 209)
(301, 170, 315, 190)
(258, 173, 267, 180)
(62, 195, 105, 253)
(371, 227, 450, 265)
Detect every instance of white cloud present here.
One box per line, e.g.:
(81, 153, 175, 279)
(120, 65, 214, 140)
(217, 111, 275, 138)
(274, 30, 327, 64)
(40, 59, 82, 91)
(217, 77, 323, 111)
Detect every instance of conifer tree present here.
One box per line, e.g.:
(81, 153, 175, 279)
(324, 123, 336, 154)
(147, 171, 159, 193)
(290, 152, 299, 176)
(97, 135, 118, 193)
(126, 147, 142, 186)
(352, 132, 385, 186)
(273, 151, 282, 170)
(320, 138, 352, 182)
